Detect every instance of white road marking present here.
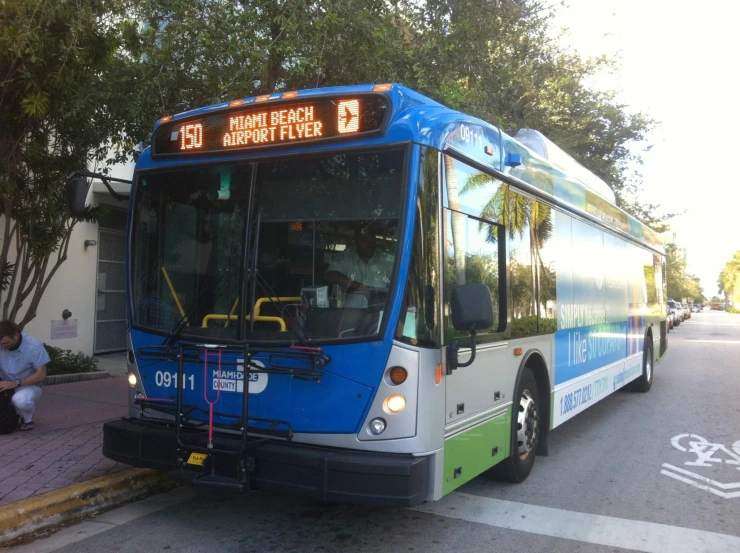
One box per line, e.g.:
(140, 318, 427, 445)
(684, 323, 740, 327)
(660, 470, 740, 499)
(411, 492, 740, 553)
(684, 340, 740, 344)
(5, 487, 200, 553)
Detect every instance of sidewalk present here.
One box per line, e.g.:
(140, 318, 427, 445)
(0, 376, 129, 506)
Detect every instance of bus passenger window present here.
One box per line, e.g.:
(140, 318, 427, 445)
(443, 208, 504, 344)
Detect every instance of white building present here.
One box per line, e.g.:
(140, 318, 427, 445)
(12, 161, 134, 356)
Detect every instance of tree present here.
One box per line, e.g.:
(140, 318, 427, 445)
(665, 243, 704, 303)
(0, 0, 124, 328)
(718, 251, 740, 308)
(399, 0, 665, 229)
(113, 0, 659, 231)
(105, 0, 413, 163)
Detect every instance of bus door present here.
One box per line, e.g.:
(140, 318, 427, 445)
(443, 208, 510, 426)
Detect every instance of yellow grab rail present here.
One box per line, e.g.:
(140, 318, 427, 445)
(161, 266, 188, 324)
(201, 314, 288, 331)
(254, 296, 301, 316)
(201, 296, 301, 331)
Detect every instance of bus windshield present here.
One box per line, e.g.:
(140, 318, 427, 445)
(130, 148, 406, 343)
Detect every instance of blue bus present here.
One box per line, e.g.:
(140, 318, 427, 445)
(67, 84, 667, 506)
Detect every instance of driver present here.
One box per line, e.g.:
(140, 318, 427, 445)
(325, 223, 393, 308)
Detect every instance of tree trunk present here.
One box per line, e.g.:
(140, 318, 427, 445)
(529, 222, 538, 318)
(444, 155, 466, 286)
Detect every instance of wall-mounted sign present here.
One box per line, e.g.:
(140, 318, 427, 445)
(51, 319, 78, 340)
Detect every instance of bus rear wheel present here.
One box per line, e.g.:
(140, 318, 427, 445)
(498, 366, 540, 483)
(630, 339, 653, 393)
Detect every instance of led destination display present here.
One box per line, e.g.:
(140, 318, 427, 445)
(152, 95, 389, 156)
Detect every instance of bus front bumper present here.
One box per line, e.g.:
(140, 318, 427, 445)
(102, 418, 429, 507)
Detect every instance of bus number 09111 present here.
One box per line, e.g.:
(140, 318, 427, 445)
(155, 371, 195, 390)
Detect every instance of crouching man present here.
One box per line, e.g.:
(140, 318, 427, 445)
(0, 321, 50, 431)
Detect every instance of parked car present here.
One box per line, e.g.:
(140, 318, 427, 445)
(668, 310, 675, 330)
(679, 302, 690, 320)
(668, 300, 681, 326)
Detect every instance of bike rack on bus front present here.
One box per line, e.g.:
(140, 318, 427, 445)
(135, 342, 329, 491)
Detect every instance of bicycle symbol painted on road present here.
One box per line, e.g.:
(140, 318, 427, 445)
(671, 434, 740, 468)
(661, 434, 740, 498)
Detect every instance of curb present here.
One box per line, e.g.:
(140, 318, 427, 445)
(44, 372, 113, 386)
(0, 468, 175, 547)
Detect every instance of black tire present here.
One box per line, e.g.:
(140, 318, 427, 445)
(498, 367, 540, 482)
(631, 339, 653, 393)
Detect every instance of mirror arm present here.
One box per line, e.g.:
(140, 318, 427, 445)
(67, 170, 130, 202)
(445, 329, 478, 375)
(456, 329, 477, 368)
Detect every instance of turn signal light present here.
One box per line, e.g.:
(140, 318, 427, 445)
(514, 347, 524, 356)
(389, 366, 407, 385)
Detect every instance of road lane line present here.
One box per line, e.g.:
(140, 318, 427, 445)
(411, 492, 740, 553)
(684, 340, 740, 344)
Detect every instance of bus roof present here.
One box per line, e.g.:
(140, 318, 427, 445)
(146, 83, 663, 253)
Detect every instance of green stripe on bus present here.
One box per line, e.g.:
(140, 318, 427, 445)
(442, 407, 512, 495)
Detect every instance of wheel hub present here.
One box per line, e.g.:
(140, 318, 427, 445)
(517, 389, 538, 458)
(646, 357, 652, 382)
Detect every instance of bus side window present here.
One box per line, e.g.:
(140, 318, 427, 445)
(442, 208, 504, 344)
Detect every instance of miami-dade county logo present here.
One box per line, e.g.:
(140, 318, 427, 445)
(661, 434, 740, 498)
(211, 359, 268, 394)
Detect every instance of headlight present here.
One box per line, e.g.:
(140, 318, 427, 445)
(383, 394, 406, 414)
(127, 372, 137, 388)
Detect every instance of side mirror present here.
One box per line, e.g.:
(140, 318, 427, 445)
(447, 283, 494, 374)
(65, 175, 88, 218)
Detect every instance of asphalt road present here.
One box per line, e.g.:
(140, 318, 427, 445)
(13, 310, 740, 553)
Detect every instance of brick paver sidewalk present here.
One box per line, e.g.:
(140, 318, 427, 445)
(0, 376, 130, 506)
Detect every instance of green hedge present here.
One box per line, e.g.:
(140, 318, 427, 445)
(43, 344, 100, 375)
(727, 308, 740, 314)
(511, 316, 557, 338)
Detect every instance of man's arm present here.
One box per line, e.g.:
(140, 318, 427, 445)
(0, 365, 46, 390)
(325, 270, 372, 293)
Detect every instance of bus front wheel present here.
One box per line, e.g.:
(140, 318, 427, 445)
(498, 366, 540, 483)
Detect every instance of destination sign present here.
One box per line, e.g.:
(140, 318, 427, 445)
(152, 94, 389, 156)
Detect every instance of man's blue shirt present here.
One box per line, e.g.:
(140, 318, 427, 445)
(0, 333, 51, 381)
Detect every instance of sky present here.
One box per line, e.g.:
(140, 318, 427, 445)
(551, 0, 740, 297)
